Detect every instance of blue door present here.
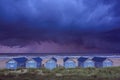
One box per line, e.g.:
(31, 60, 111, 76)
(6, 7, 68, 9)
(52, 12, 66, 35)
(103, 60, 112, 67)
(26, 60, 37, 68)
(45, 59, 56, 70)
(6, 60, 17, 69)
(84, 60, 94, 68)
(64, 60, 76, 68)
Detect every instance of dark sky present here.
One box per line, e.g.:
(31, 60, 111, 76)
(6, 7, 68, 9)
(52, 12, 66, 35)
(0, 0, 120, 53)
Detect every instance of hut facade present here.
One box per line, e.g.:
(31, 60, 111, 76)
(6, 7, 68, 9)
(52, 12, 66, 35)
(78, 57, 95, 68)
(26, 57, 42, 68)
(64, 57, 76, 68)
(92, 57, 113, 68)
(44, 57, 57, 70)
(6, 57, 27, 69)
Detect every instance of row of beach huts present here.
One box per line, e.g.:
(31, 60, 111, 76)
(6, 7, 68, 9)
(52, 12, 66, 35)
(6, 56, 113, 70)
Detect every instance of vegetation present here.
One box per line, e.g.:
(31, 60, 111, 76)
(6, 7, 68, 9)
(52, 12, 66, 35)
(0, 67, 120, 80)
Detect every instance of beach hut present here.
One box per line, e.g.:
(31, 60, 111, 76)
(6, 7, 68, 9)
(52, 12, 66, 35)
(92, 57, 113, 68)
(78, 57, 95, 68)
(45, 57, 57, 70)
(26, 57, 42, 68)
(64, 57, 76, 68)
(6, 57, 27, 69)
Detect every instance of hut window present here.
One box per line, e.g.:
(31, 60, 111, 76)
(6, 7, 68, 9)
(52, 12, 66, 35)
(104, 60, 112, 67)
(10, 65, 14, 67)
(8, 60, 15, 63)
(85, 60, 94, 67)
(29, 61, 35, 63)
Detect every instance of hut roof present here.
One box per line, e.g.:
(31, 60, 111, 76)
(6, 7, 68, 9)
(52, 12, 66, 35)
(32, 57, 42, 62)
(63, 57, 70, 62)
(51, 57, 57, 62)
(92, 57, 107, 62)
(78, 57, 88, 62)
(13, 57, 28, 63)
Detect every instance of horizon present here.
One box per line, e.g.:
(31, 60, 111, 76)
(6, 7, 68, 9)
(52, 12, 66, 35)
(0, 53, 120, 56)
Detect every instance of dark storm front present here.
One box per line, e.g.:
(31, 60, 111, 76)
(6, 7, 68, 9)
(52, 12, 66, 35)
(0, 0, 120, 53)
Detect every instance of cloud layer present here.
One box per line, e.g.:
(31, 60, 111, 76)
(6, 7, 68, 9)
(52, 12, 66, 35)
(0, 0, 120, 52)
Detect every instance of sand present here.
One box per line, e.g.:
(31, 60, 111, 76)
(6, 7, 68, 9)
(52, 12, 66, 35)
(109, 58, 120, 66)
(0, 58, 9, 69)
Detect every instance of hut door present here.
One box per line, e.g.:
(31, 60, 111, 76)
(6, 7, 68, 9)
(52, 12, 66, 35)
(85, 60, 94, 67)
(45, 60, 56, 70)
(7, 60, 17, 69)
(103, 60, 112, 67)
(65, 60, 76, 68)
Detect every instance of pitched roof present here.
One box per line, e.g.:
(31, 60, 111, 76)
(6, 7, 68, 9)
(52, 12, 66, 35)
(78, 57, 88, 62)
(13, 57, 28, 63)
(32, 57, 42, 62)
(92, 57, 107, 62)
(63, 57, 70, 62)
(51, 57, 57, 62)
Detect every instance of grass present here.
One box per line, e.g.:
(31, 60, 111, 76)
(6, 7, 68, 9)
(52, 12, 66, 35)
(0, 67, 120, 80)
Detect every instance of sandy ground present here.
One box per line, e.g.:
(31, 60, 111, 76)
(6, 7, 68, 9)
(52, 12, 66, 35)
(0, 58, 9, 69)
(109, 58, 120, 66)
(0, 57, 120, 69)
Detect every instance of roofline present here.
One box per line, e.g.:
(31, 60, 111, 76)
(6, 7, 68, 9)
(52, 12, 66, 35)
(45, 58, 57, 63)
(6, 58, 17, 64)
(64, 58, 76, 63)
(103, 58, 113, 63)
(26, 59, 37, 63)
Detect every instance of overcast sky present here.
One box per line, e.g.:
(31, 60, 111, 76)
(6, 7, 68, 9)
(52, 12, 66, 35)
(0, 0, 120, 54)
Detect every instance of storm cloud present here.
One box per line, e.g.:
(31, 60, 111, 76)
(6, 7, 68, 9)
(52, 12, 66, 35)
(0, 0, 120, 52)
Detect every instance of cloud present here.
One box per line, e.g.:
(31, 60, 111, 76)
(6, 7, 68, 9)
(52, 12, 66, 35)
(0, 0, 120, 52)
(0, 0, 116, 28)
